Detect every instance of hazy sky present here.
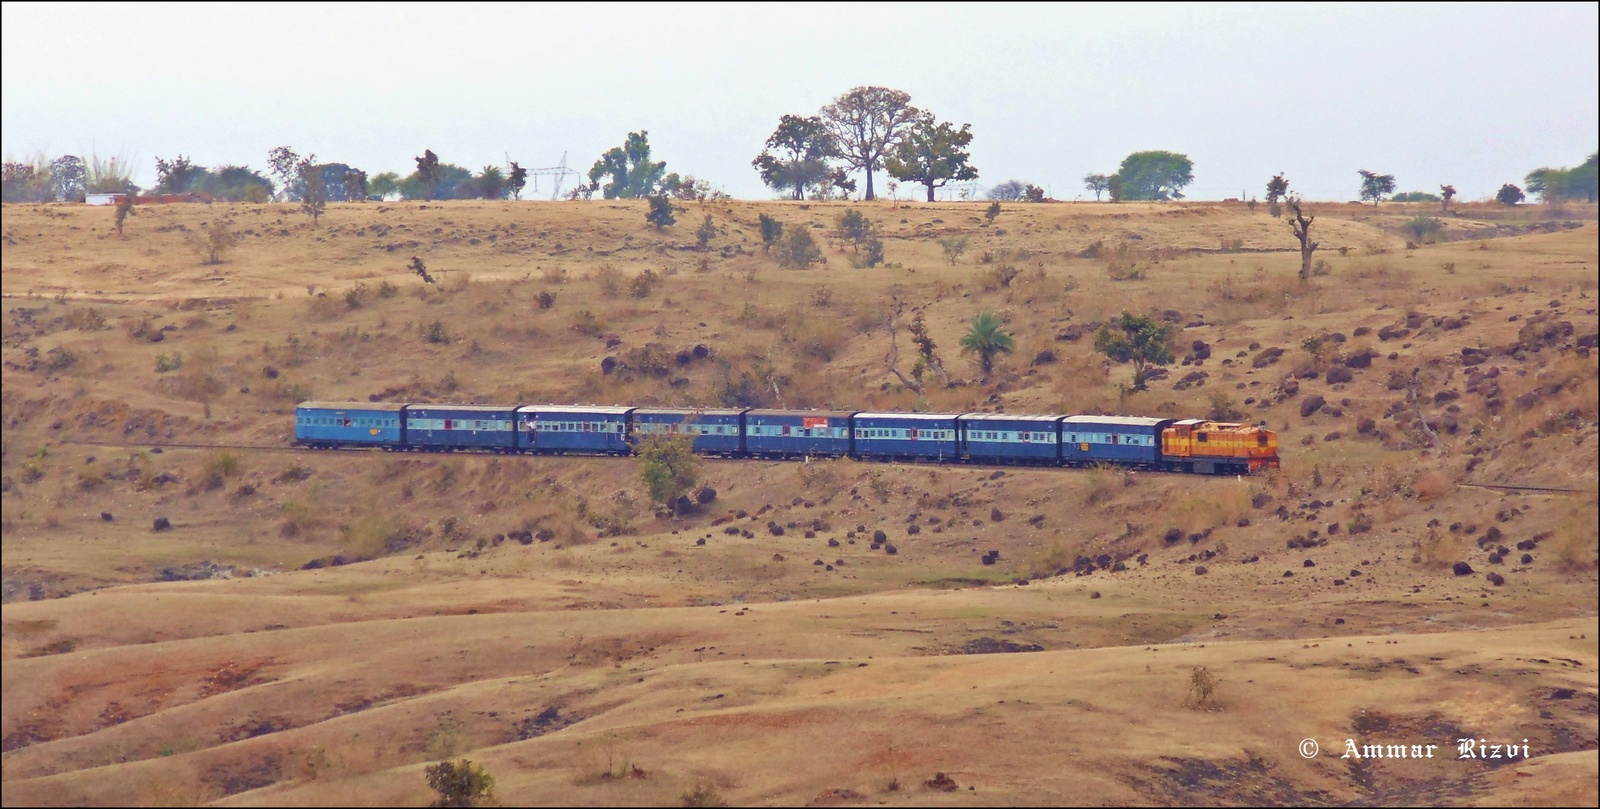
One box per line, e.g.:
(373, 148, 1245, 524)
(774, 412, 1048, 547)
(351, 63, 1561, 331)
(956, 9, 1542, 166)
(4, 2, 1596, 202)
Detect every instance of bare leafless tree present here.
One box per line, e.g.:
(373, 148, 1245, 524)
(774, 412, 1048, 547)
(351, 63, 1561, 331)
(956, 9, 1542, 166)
(820, 86, 921, 201)
(1286, 195, 1318, 280)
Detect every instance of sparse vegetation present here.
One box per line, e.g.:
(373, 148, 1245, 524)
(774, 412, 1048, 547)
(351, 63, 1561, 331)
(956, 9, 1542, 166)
(680, 781, 730, 808)
(958, 311, 1014, 377)
(425, 758, 497, 808)
(1093, 312, 1174, 392)
(637, 430, 699, 516)
(0, 186, 1595, 809)
(776, 226, 823, 269)
(1184, 666, 1222, 710)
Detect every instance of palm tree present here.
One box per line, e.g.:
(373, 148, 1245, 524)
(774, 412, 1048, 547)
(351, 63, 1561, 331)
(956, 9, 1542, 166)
(958, 312, 1015, 377)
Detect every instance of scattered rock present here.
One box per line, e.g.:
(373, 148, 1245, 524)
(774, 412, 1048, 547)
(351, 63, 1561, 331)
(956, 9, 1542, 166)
(1252, 347, 1285, 368)
(960, 638, 1041, 655)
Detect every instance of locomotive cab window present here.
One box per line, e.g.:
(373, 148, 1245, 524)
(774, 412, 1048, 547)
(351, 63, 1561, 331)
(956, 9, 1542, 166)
(1257, 434, 1269, 447)
(1197, 433, 1208, 443)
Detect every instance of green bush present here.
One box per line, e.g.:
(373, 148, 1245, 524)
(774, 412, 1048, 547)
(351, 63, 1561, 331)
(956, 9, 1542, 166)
(425, 758, 496, 808)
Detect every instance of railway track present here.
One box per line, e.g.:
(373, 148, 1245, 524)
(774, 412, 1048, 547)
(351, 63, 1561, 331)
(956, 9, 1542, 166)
(1458, 481, 1590, 495)
(54, 438, 1593, 493)
(51, 438, 1187, 476)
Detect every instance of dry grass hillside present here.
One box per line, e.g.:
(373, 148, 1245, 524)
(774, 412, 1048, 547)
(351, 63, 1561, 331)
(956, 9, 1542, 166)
(2, 196, 1596, 806)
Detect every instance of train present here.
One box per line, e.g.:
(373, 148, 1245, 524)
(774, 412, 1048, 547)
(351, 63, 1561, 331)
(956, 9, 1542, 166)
(295, 401, 1280, 475)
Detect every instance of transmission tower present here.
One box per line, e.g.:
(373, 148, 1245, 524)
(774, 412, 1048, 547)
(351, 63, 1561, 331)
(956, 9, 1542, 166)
(520, 152, 583, 200)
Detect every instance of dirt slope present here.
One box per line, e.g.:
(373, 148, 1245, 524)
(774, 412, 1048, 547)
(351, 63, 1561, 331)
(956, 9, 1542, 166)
(3, 197, 1596, 806)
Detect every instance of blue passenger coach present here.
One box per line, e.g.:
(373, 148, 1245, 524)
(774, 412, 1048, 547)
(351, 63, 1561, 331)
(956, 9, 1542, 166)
(958, 413, 1062, 465)
(295, 402, 405, 448)
(1060, 415, 1173, 466)
(743, 410, 855, 457)
(403, 404, 519, 451)
(853, 412, 961, 461)
(517, 405, 634, 455)
(631, 408, 748, 456)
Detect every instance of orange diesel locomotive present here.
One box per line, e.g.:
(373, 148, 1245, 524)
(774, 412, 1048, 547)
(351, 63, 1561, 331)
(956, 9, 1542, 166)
(1160, 419, 1280, 474)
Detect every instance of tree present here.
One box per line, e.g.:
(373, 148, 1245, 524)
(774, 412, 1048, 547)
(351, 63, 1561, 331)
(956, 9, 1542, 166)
(646, 194, 676, 230)
(114, 193, 135, 235)
(1526, 153, 1598, 203)
(473, 165, 508, 200)
(939, 235, 969, 264)
(154, 155, 205, 194)
(909, 310, 949, 386)
(1083, 173, 1110, 201)
(758, 213, 783, 251)
(1285, 194, 1319, 280)
(1496, 183, 1525, 206)
(987, 180, 1027, 201)
(85, 154, 136, 195)
(819, 85, 921, 201)
(400, 163, 472, 200)
(267, 146, 301, 201)
(2, 162, 46, 202)
(885, 115, 978, 202)
(695, 214, 716, 249)
(1106, 174, 1123, 203)
(636, 430, 699, 516)
(1093, 312, 1174, 392)
(1401, 215, 1442, 244)
(835, 210, 883, 267)
(425, 759, 497, 808)
(507, 161, 528, 200)
(1113, 151, 1194, 200)
(752, 114, 837, 200)
(298, 155, 326, 225)
(205, 166, 271, 202)
(344, 168, 369, 201)
(1265, 173, 1288, 217)
(958, 312, 1015, 377)
(1357, 169, 1396, 206)
(49, 155, 86, 202)
(416, 149, 442, 200)
(775, 227, 823, 269)
(588, 131, 668, 199)
(1568, 152, 1599, 202)
(1439, 184, 1456, 213)
(369, 171, 401, 201)
(195, 219, 237, 265)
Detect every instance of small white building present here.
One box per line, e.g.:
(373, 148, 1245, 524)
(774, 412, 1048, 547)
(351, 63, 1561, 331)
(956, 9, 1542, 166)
(85, 193, 123, 206)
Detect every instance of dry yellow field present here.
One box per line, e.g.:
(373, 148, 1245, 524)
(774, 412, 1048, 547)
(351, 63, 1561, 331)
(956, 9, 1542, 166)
(3, 196, 1597, 806)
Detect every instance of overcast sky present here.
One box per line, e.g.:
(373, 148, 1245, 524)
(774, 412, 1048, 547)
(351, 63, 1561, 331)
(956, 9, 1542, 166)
(4, 2, 1596, 202)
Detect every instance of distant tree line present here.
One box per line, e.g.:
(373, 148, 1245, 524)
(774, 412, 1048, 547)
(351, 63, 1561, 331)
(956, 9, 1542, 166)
(1525, 153, 1598, 203)
(1, 154, 136, 202)
(3, 116, 1591, 207)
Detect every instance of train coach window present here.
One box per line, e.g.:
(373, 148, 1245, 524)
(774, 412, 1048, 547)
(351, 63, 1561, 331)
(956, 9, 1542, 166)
(1110, 434, 1119, 445)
